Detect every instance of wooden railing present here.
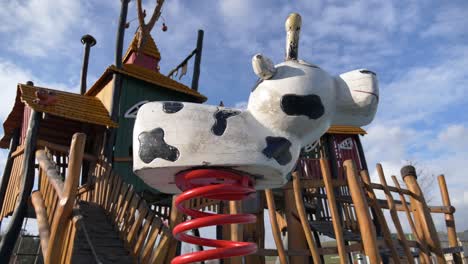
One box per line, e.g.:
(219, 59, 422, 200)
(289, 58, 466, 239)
(0, 145, 25, 220)
(262, 159, 465, 264)
(84, 158, 177, 263)
(360, 163, 463, 264)
(31, 133, 86, 264)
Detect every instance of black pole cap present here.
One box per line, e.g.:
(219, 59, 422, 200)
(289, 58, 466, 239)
(26, 81, 34, 86)
(401, 165, 417, 180)
(81, 34, 97, 47)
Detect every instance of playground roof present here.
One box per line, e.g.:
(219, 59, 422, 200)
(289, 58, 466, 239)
(0, 84, 117, 148)
(123, 33, 161, 61)
(327, 125, 366, 135)
(85, 64, 207, 103)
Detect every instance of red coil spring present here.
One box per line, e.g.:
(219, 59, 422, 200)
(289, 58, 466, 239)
(171, 169, 258, 264)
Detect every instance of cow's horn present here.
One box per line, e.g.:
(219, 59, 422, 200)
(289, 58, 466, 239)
(285, 13, 302, 61)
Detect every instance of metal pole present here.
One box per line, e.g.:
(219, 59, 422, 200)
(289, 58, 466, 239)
(0, 110, 41, 260)
(80, 34, 97, 95)
(191, 30, 204, 91)
(106, 0, 130, 159)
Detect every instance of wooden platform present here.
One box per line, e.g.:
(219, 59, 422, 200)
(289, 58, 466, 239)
(72, 201, 134, 263)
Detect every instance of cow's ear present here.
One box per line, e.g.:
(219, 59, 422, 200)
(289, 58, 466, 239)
(252, 54, 276, 80)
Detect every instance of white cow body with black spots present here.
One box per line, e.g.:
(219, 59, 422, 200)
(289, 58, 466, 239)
(133, 13, 379, 194)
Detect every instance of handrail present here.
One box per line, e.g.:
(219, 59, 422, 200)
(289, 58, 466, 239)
(85, 158, 176, 263)
(47, 133, 86, 263)
(31, 191, 50, 255)
(10, 145, 25, 159)
(37, 139, 96, 162)
(35, 133, 86, 264)
(36, 151, 65, 200)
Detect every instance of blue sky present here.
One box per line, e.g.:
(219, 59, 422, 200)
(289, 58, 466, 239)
(0, 0, 467, 234)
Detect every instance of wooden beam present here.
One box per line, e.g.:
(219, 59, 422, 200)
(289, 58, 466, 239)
(282, 178, 348, 189)
(47, 133, 86, 263)
(318, 161, 347, 263)
(292, 171, 323, 264)
(264, 189, 288, 264)
(376, 164, 412, 263)
(438, 174, 463, 264)
(37, 139, 97, 162)
(31, 191, 50, 257)
(229, 200, 243, 264)
(360, 170, 400, 262)
(36, 150, 65, 200)
(284, 185, 309, 264)
(0, 110, 41, 260)
(401, 165, 446, 263)
(390, 175, 431, 264)
(344, 160, 381, 264)
(243, 191, 265, 264)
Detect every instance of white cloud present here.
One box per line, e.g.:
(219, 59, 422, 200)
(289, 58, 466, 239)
(362, 123, 419, 165)
(376, 45, 468, 125)
(0, 59, 76, 132)
(421, 6, 468, 39)
(0, 0, 92, 57)
(362, 121, 468, 231)
(432, 124, 468, 152)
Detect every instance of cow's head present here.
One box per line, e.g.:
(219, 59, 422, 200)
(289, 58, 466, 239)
(247, 13, 379, 146)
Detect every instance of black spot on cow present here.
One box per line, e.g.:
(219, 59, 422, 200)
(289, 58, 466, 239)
(212, 109, 241, 136)
(163, 102, 184, 113)
(359, 69, 376, 76)
(138, 128, 179, 163)
(262, 137, 292, 165)
(251, 78, 263, 92)
(281, 94, 324, 119)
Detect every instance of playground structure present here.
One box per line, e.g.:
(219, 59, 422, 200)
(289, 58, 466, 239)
(0, 1, 464, 263)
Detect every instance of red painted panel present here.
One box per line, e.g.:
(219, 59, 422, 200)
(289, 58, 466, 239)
(298, 158, 322, 179)
(20, 106, 32, 145)
(330, 134, 363, 180)
(125, 52, 159, 71)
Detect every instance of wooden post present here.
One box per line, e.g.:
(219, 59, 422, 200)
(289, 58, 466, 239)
(265, 189, 288, 264)
(0, 128, 20, 223)
(318, 160, 347, 263)
(391, 175, 431, 264)
(47, 133, 86, 263)
(31, 191, 50, 257)
(438, 175, 462, 264)
(360, 170, 400, 263)
(243, 191, 265, 264)
(163, 194, 185, 263)
(284, 185, 309, 264)
(401, 165, 446, 263)
(0, 110, 41, 260)
(292, 171, 323, 264)
(191, 30, 204, 91)
(229, 200, 243, 264)
(376, 164, 413, 264)
(344, 160, 381, 264)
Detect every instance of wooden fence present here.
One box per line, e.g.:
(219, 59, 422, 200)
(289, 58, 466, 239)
(82, 156, 179, 263)
(31, 133, 86, 263)
(0, 145, 25, 220)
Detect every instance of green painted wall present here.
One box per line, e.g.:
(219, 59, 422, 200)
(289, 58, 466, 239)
(114, 76, 200, 194)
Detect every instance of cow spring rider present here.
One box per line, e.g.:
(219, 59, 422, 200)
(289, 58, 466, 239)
(132, 12, 379, 264)
(133, 13, 379, 193)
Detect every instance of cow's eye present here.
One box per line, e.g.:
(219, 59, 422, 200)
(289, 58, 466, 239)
(359, 70, 376, 75)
